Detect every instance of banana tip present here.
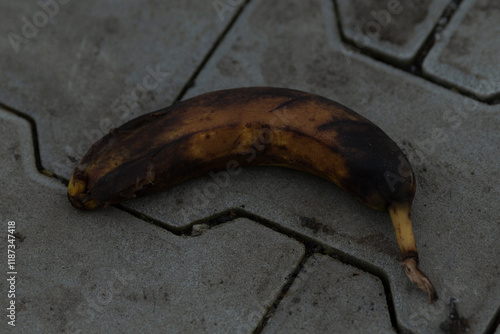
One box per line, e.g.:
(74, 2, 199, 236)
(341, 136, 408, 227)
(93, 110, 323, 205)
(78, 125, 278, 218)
(67, 174, 98, 210)
(402, 258, 438, 303)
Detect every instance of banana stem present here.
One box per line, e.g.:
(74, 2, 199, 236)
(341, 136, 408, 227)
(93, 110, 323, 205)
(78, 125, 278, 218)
(389, 203, 438, 303)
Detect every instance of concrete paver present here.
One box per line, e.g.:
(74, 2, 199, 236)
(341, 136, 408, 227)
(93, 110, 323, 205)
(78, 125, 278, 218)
(0, 0, 242, 177)
(1, 0, 499, 333)
(423, 0, 500, 100)
(0, 111, 304, 333)
(336, 0, 450, 65)
(124, 0, 500, 332)
(263, 254, 395, 334)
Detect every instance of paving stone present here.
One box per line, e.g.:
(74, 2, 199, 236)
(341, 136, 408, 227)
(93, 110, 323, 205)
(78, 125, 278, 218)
(0, 110, 305, 333)
(2, 0, 499, 333)
(0, 0, 243, 177)
(336, 0, 449, 65)
(423, 0, 500, 100)
(263, 254, 395, 334)
(123, 0, 500, 332)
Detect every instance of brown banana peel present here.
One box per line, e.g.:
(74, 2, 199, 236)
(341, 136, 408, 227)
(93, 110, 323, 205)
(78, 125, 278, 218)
(68, 87, 437, 302)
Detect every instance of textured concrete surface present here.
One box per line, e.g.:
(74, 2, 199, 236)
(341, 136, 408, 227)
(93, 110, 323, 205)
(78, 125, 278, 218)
(263, 254, 394, 333)
(423, 0, 500, 100)
(336, 0, 450, 65)
(1, 0, 499, 333)
(126, 2, 500, 332)
(0, 112, 305, 333)
(0, 0, 242, 177)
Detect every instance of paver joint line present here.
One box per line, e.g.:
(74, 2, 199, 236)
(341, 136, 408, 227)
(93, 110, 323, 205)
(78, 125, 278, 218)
(1, 0, 499, 332)
(333, 0, 498, 104)
(112, 203, 401, 332)
(173, 0, 252, 104)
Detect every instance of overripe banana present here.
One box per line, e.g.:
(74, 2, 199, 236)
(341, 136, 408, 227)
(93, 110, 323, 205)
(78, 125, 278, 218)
(68, 87, 437, 301)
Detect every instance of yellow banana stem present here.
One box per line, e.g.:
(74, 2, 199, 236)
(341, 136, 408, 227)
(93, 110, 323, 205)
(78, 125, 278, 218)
(389, 203, 438, 302)
(388, 203, 418, 259)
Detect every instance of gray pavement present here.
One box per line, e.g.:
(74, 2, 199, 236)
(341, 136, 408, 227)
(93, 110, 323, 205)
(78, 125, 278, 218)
(0, 0, 499, 333)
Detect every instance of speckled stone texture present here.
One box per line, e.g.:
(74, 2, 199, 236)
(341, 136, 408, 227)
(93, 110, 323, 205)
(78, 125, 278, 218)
(0, 0, 499, 332)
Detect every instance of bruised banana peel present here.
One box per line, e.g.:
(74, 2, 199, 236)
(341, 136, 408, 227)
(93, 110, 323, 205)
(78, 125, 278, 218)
(68, 87, 437, 301)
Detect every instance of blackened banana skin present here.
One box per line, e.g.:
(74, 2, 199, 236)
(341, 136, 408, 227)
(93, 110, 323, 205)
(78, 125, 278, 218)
(68, 87, 435, 301)
(68, 87, 414, 210)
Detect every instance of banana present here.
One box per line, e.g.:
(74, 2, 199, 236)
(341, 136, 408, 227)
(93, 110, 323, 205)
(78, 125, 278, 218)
(67, 87, 437, 301)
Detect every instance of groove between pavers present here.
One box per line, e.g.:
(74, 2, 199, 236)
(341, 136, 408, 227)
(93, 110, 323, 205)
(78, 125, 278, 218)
(335, 0, 451, 66)
(1, 108, 399, 333)
(128, 0, 500, 332)
(262, 254, 395, 334)
(422, 0, 500, 102)
(1, 0, 498, 332)
(174, 0, 252, 103)
(333, 0, 498, 105)
(118, 206, 402, 332)
(0, 0, 249, 178)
